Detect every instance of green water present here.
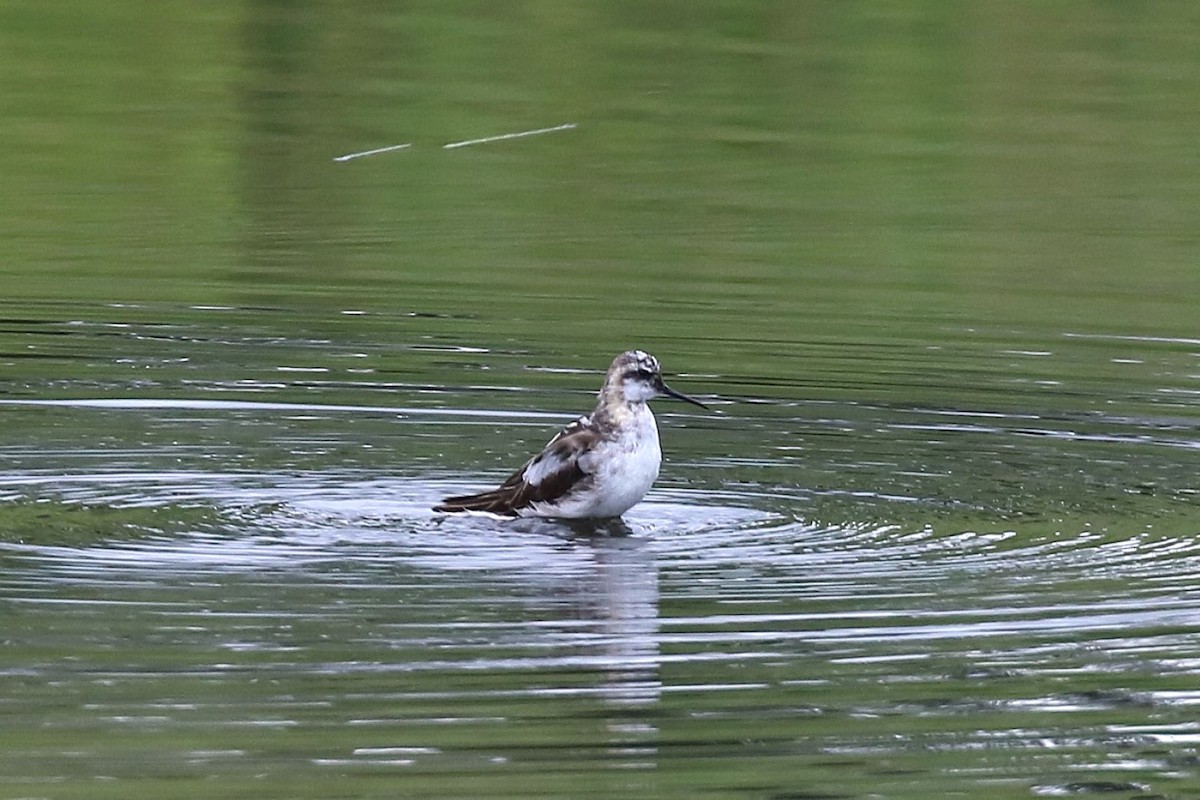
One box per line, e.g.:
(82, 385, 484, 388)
(3, 3, 1200, 799)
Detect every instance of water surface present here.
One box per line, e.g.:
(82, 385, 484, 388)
(3, 3, 1200, 798)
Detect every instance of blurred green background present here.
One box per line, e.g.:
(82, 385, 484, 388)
(4, 2, 1198, 345)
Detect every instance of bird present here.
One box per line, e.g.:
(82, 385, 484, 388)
(434, 350, 708, 519)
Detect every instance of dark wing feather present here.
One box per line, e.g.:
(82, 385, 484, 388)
(434, 416, 601, 515)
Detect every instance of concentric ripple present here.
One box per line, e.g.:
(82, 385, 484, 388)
(2, 321, 1199, 797)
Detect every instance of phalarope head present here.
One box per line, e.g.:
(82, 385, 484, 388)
(603, 350, 708, 409)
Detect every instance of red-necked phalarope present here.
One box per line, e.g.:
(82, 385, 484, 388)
(434, 350, 708, 519)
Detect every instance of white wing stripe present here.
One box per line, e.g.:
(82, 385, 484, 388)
(523, 449, 572, 487)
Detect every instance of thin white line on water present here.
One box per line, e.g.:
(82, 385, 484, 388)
(443, 123, 577, 150)
(332, 143, 413, 162)
(0, 397, 568, 420)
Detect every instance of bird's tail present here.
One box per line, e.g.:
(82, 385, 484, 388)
(433, 489, 520, 515)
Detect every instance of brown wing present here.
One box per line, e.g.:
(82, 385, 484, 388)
(434, 416, 601, 515)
